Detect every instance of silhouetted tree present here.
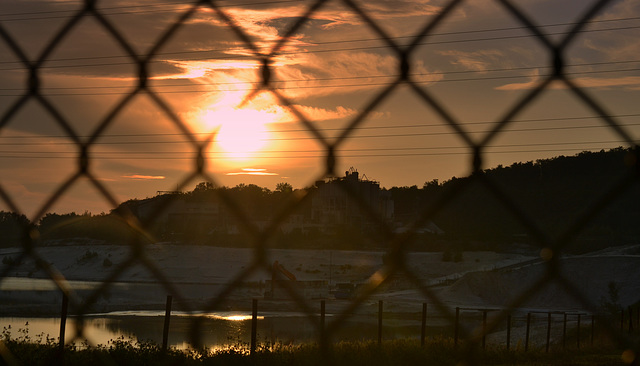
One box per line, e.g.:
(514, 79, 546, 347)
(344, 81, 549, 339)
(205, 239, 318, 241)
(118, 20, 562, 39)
(0, 211, 29, 247)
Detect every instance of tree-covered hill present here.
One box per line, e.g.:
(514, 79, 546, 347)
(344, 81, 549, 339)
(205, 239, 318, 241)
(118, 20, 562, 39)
(391, 147, 640, 252)
(1, 147, 638, 253)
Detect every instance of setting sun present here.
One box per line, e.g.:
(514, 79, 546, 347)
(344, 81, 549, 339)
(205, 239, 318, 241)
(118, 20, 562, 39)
(199, 100, 282, 161)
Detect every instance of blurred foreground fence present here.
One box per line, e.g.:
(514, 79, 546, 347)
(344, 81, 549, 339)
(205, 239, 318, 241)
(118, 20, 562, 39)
(48, 295, 640, 354)
(1, 0, 640, 365)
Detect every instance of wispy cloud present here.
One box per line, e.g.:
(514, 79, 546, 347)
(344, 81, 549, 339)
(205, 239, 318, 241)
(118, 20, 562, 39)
(438, 49, 505, 72)
(570, 76, 640, 90)
(495, 69, 540, 90)
(226, 168, 278, 176)
(496, 70, 640, 91)
(122, 175, 166, 180)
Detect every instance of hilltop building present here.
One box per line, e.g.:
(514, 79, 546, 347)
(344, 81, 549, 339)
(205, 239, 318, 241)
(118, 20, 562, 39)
(120, 168, 401, 243)
(310, 167, 394, 233)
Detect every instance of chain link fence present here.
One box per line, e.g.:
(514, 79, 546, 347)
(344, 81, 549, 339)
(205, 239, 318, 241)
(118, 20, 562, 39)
(1, 0, 639, 364)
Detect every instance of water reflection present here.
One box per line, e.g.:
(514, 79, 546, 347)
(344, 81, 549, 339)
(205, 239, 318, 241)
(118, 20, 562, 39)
(1, 311, 448, 350)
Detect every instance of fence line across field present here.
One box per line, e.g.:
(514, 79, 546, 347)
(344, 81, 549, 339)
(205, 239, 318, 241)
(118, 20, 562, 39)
(51, 293, 638, 355)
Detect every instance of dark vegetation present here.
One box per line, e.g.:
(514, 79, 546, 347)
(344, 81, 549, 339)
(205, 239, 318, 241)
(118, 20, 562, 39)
(392, 147, 640, 253)
(0, 148, 638, 254)
(0, 332, 625, 366)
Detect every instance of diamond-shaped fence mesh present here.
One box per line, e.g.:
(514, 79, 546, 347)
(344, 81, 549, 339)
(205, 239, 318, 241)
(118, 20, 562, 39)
(1, 0, 639, 365)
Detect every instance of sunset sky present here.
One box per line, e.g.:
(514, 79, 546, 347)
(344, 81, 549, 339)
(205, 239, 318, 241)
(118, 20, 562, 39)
(0, 0, 639, 217)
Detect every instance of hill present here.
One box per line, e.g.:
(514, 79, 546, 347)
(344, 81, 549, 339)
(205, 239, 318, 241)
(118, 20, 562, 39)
(0, 147, 638, 253)
(391, 147, 640, 253)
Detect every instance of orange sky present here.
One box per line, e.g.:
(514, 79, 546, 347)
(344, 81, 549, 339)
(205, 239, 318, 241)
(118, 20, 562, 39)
(0, 0, 639, 217)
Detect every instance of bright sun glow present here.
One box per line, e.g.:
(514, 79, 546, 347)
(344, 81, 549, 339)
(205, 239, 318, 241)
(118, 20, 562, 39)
(204, 108, 269, 158)
(200, 103, 280, 161)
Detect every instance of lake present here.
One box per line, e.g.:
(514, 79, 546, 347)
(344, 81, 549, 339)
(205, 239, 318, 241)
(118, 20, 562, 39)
(0, 310, 446, 351)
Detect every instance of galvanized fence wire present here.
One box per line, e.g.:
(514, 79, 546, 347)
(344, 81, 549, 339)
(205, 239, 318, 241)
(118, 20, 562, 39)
(0, 0, 639, 364)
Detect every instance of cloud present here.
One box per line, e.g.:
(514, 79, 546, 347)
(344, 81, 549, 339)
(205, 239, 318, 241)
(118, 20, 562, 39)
(288, 105, 358, 121)
(438, 49, 505, 72)
(226, 168, 278, 176)
(496, 69, 640, 91)
(495, 69, 541, 90)
(306, 1, 441, 29)
(122, 175, 166, 180)
(570, 76, 640, 90)
(271, 52, 440, 99)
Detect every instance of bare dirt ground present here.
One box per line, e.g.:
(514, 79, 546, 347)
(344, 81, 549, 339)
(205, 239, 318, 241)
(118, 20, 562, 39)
(1, 243, 639, 317)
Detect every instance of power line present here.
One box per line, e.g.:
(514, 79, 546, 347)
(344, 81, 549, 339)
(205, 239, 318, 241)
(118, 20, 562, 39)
(1, 113, 638, 141)
(0, 65, 638, 97)
(0, 0, 305, 21)
(2, 15, 638, 66)
(1, 18, 638, 70)
(1, 59, 638, 93)
(0, 146, 628, 160)
(0, 140, 629, 156)
(1, 122, 638, 146)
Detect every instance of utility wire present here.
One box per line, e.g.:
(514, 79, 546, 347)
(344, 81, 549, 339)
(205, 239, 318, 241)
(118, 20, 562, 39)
(0, 0, 304, 21)
(1, 122, 638, 146)
(0, 146, 628, 160)
(0, 140, 630, 156)
(1, 65, 638, 97)
(1, 113, 639, 140)
(1, 59, 638, 93)
(1, 15, 638, 65)
(0, 18, 638, 70)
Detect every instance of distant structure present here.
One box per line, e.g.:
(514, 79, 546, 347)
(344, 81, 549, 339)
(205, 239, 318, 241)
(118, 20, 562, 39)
(311, 167, 394, 233)
(121, 167, 399, 241)
(264, 260, 328, 299)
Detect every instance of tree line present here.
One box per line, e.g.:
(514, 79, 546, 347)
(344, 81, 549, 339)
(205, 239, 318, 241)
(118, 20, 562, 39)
(1, 147, 638, 253)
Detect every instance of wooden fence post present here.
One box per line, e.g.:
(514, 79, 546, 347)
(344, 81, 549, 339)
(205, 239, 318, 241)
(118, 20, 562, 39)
(482, 310, 487, 350)
(59, 292, 69, 353)
(162, 295, 172, 351)
(320, 300, 326, 334)
(577, 314, 581, 349)
(591, 314, 595, 346)
(562, 313, 567, 350)
(251, 299, 258, 355)
(525, 312, 531, 351)
(454, 307, 460, 348)
(546, 312, 551, 353)
(506, 313, 511, 350)
(378, 300, 383, 346)
(629, 306, 634, 333)
(421, 303, 427, 347)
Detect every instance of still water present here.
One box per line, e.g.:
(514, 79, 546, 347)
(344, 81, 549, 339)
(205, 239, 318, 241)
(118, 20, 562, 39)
(0, 311, 436, 350)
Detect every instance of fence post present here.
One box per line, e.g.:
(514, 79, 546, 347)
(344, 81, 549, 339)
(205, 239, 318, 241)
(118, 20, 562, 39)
(482, 310, 487, 350)
(546, 312, 551, 353)
(506, 313, 511, 350)
(577, 314, 581, 349)
(421, 303, 427, 347)
(251, 299, 258, 355)
(591, 314, 595, 346)
(629, 306, 634, 333)
(378, 300, 383, 346)
(59, 292, 69, 353)
(454, 307, 460, 348)
(525, 312, 531, 351)
(563, 313, 567, 350)
(320, 300, 326, 334)
(621, 310, 624, 332)
(162, 295, 172, 351)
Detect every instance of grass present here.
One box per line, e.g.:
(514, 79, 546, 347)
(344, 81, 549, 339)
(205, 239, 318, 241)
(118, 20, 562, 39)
(0, 335, 630, 366)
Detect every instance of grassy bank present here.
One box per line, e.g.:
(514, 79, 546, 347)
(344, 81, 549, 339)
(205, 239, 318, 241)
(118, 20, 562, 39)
(0, 335, 628, 366)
